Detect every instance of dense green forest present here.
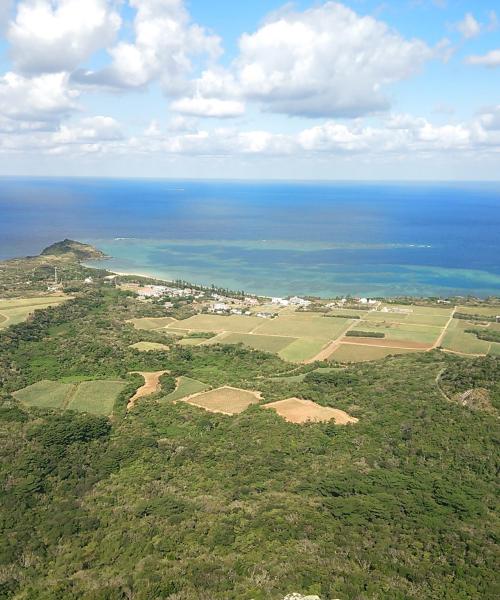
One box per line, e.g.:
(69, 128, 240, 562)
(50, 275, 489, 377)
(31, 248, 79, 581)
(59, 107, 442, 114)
(1, 266, 499, 598)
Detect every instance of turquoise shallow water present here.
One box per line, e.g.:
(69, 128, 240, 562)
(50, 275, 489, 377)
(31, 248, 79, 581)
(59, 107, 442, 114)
(1, 178, 499, 297)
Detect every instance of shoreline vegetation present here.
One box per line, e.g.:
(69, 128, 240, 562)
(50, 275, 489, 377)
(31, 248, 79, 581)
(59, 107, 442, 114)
(0, 239, 499, 598)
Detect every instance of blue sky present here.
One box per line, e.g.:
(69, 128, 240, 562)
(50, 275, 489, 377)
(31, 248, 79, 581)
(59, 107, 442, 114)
(0, 0, 499, 180)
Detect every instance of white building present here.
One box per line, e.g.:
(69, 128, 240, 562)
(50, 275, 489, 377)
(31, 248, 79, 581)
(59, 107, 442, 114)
(271, 297, 289, 306)
(289, 296, 312, 307)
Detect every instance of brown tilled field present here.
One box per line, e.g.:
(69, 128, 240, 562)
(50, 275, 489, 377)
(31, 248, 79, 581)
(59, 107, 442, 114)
(263, 397, 358, 424)
(128, 371, 168, 409)
(182, 386, 261, 415)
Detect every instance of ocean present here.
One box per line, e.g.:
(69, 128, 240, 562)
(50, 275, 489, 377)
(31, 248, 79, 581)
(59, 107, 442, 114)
(1, 177, 499, 298)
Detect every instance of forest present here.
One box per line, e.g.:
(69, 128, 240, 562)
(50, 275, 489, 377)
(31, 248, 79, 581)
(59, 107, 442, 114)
(0, 260, 499, 599)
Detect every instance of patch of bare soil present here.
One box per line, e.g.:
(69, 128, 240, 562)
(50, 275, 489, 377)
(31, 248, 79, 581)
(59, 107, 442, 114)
(340, 337, 431, 349)
(128, 371, 169, 410)
(263, 397, 358, 425)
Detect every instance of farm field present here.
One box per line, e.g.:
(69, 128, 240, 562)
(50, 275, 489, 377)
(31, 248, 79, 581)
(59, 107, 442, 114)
(177, 337, 205, 346)
(455, 305, 500, 317)
(128, 317, 175, 330)
(252, 313, 350, 339)
(206, 331, 295, 353)
(130, 341, 170, 352)
(66, 380, 127, 415)
(166, 313, 263, 333)
(162, 376, 210, 402)
(182, 386, 261, 415)
(441, 319, 494, 355)
(331, 344, 421, 363)
(13, 380, 75, 409)
(13, 379, 126, 414)
(263, 397, 358, 424)
(0, 296, 69, 329)
(350, 321, 440, 345)
(278, 337, 328, 362)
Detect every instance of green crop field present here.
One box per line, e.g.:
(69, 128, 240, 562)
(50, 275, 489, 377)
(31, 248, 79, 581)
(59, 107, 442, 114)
(456, 305, 500, 317)
(128, 317, 176, 330)
(130, 341, 170, 352)
(278, 337, 327, 362)
(331, 344, 420, 363)
(166, 313, 263, 333)
(441, 320, 492, 355)
(208, 331, 295, 353)
(13, 380, 76, 409)
(0, 296, 69, 329)
(350, 321, 440, 345)
(162, 376, 210, 402)
(253, 314, 350, 340)
(66, 380, 127, 415)
(177, 337, 205, 346)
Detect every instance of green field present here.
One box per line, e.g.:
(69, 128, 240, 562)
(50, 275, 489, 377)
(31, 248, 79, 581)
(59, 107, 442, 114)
(350, 321, 440, 345)
(253, 314, 351, 340)
(441, 320, 492, 355)
(128, 317, 176, 330)
(162, 376, 210, 402)
(130, 341, 170, 352)
(13, 380, 75, 409)
(456, 305, 500, 317)
(13, 379, 126, 414)
(207, 331, 295, 353)
(0, 296, 69, 329)
(66, 380, 127, 415)
(177, 337, 205, 346)
(331, 344, 420, 363)
(278, 337, 327, 362)
(166, 313, 263, 333)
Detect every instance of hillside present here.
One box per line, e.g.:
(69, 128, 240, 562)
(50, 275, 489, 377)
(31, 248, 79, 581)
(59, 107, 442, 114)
(0, 249, 498, 599)
(40, 239, 106, 261)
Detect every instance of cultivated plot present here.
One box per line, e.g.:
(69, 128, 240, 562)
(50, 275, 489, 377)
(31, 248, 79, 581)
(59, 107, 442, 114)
(14, 379, 126, 415)
(331, 344, 420, 363)
(166, 313, 263, 333)
(130, 341, 170, 352)
(441, 319, 492, 355)
(206, 331, 295, 353)
(0, 296, 69, 329)
(162, 376, 210, 402)
(13, 380, 75, 409)
(182, 386, 261, 415)
(263, 397, 358, 425)
(128, 317, 176, 330)
(66, 380, 127, 415)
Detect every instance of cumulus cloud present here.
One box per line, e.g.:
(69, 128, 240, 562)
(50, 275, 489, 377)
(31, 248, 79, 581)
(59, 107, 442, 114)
(7, 0, 121, 74)
(0, 71, 79, 122)
(53, 116, 123, 144)
(0, 0, 13, 31)
(479, 106, 500, 130)
(455, 13, 481, 39)
(170, 96, 245, 118)
(466, 49, 500, 68)
(232, 1, 433, 118)
(73, 0, 221, 92)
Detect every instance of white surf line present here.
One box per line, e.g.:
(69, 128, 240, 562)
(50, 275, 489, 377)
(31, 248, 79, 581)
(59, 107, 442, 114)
(433, 306, 457, 349)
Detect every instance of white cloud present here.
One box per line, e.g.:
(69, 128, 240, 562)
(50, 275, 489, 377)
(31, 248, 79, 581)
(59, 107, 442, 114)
(455, 13, 481, 39)
(479, 106, 500, 131)
(170, 96, 245, 118)
(7, 0, 121, 74)
(466, 49, 500, 68)
(0, 72, 79, 122)
(233, 1, 433, 118)
(0, 0, 13, 32)
(53, 116, 123, 144)
(74, 0, 221, 91)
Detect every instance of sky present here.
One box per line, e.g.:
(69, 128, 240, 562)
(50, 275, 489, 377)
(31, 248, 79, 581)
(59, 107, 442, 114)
(0, 0, 499, 180)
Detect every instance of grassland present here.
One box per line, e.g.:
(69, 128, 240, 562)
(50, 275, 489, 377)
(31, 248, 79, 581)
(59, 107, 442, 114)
(13, 379, 126, 415)
(441, 319, 494, 355)
(0, 296, 69, 329)
(162, 376, 210, 402)
(130, 341, 170, 352)
(182, 386, 261, 415)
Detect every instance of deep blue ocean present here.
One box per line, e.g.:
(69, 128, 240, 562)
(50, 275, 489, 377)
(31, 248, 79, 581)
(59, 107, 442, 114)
(1, 178, 499, 297)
